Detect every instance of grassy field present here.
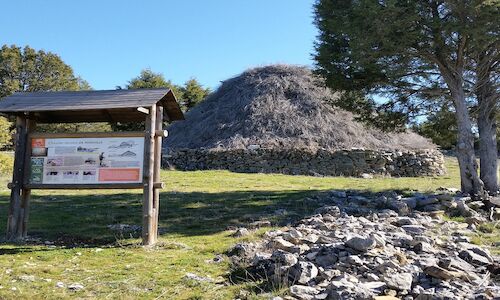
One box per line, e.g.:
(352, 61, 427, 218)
(0, 157, 495, 299)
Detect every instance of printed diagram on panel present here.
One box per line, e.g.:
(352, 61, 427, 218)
(30, 137, 144, 184)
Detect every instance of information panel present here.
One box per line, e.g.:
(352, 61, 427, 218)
(29, 136, 145, 184)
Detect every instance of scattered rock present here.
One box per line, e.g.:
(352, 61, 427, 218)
(233, 227, 250, 237)
(414, 242, 434, 253)
(315, 252, 338, 268)
(459, 250, 491, 266)
(401, 225, 426, 235)
(184, 273, 213, 282)
(283, 228, 303, 244)
(314, 205, 341, 217)
(290, 285, 320, 300)
(248, 220, 271, 229)
(383, 273, 413, 291)
(205, 254, 224, 264)
(268, 238, 296, 253)
(423, 265, 461, 280)
(346, 235, 376, 252)
(228, 189, 499, 299)
(271, 250, 298, 267)
(68, 283, 84, 291)
(418, 197, 439, 207)
(290, 261, 318, 284)
(18, 275, 35, 282)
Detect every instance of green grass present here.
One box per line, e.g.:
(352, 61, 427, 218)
(0, 156, 485, 299)
(470, 223, 500, 255)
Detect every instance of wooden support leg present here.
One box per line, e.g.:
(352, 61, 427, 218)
(20, 119, 35, 238)
(6, 116, 28, 241)
(142, 106, 157, 245)
(20, 189, 31, 237)
(153, 105, 163, 240)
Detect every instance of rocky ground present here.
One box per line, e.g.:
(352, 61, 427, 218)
(229, 189, 500, 300)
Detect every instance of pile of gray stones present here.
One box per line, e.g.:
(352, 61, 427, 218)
(229, 188, 500, 300)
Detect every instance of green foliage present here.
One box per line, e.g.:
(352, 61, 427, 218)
(0, 45, 80, 98)
(112, 69, 179, 131)
(414, 106, 458, 150)
(0, 152, 13, 175)
(36, 122, 112, 133)
(180, 78, 210, 111)
(330, 92, 409, 132)
(0, 117, 13, 150)
(414, 107, 500, 150)
(0, 45, 109, 140)
(127, 68, 184, 98)
(77, 77, 92, 91)
(113, 70, 209, 131)
(313, 0, 499, 130)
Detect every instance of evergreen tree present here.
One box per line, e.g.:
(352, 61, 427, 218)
(180, 78, 210, 111)
(314, 0, 499, 197)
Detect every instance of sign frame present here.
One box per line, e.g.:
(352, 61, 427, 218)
(26, 131, 146, 190)
(6, 105, 166, 245)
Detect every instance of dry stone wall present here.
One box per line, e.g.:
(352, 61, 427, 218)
(163, 148, 445, 177)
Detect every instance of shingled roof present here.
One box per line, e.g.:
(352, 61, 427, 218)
(0, 88, 184, 123)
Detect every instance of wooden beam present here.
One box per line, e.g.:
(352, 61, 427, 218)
(142, 105, 157, 246)
(137, 107, 150, 114)
(103, 109, 116, 123)
(153, 182, 164, 189)
(6, 116, 28, 241)
(155, 130, 168, 138)
(30, 131, 145, 139)
(24, 183, 143, 190)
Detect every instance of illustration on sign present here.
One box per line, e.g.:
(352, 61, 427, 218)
(29, 137, 144, 184)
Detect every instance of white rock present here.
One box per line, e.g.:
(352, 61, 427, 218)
(268, 237, 295, 252)
(346, 235, 376, 252)
(68, 283, 84, 291)
(291, 261, 318, 284)
(384, 273, 413, 291)
(18, 275, 35, 282)
(289, 285, 320, 300)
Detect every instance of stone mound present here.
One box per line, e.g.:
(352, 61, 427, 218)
(165, 65, 435, 152)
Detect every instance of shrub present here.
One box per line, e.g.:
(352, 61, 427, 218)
(0, 152, 13, 176)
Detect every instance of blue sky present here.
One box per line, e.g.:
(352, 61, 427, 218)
(1, 1, 317, 90)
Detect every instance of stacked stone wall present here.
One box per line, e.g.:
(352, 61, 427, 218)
(163, 148, 445, 177)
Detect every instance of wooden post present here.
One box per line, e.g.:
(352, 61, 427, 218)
(6, 115, 29, 240)
(152, 105, 163, 240)
(142, 105, 157, 245)
(20, 119, 36, 237)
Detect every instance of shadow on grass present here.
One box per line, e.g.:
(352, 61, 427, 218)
(0, 189, 334, 247)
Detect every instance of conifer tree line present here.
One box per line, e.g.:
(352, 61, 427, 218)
(0, 45, 210, 145)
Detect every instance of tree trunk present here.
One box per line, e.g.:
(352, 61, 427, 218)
(478, 116, 498, 193)
(451, 87, 486, 198)
(477, 81, 499, 194)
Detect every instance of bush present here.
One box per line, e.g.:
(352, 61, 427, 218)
(0, 152, 13, 176)
(0, 117, 13, 150)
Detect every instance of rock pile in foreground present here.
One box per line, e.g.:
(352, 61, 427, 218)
(229, 190, 499, 300)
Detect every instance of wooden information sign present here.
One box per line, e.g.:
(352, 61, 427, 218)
(28, 132, 145, 188)
(0, 89, 184, 245)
